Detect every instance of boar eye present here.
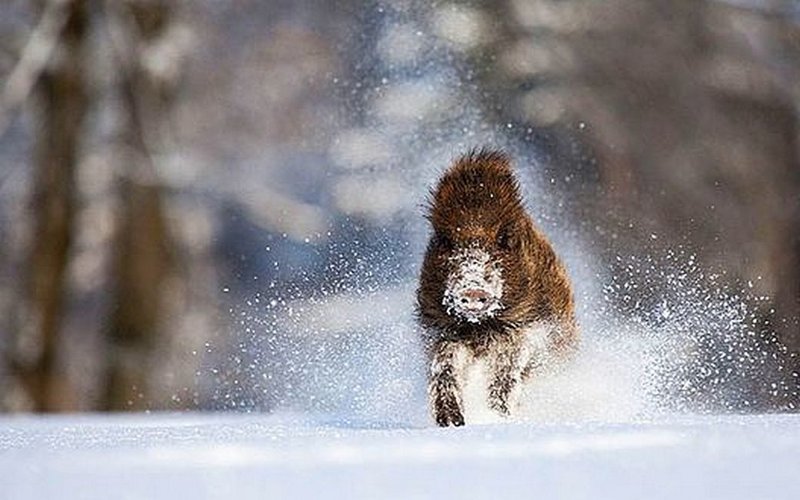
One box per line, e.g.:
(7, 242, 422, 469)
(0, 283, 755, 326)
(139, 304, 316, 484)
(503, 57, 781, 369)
(434, 232, 453, 250)
(497, 228, 514, 250)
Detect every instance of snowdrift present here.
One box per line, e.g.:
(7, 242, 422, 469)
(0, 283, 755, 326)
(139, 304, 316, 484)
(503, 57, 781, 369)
(1, 413, 798, 500)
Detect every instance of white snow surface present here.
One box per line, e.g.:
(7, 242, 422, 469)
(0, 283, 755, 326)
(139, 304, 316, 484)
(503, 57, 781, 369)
(1, 412, 799, 500)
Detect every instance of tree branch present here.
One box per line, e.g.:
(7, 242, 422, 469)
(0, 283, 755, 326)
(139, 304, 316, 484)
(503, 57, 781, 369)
(0, 0, 71, 139)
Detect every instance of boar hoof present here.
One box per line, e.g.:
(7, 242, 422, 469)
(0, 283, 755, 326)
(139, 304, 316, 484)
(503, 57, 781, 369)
(435, 404, 465, 427)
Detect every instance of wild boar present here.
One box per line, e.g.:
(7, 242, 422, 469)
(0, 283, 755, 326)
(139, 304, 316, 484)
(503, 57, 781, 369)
(417, 149, 577, 426)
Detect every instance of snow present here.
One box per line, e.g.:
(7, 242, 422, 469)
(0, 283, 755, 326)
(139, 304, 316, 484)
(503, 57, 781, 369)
(1, 412, 798, 500)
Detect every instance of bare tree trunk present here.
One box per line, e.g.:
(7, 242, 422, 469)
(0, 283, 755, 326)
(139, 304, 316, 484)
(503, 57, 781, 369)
(104, 179, 171, 410)
(102, 0, 176, 410)
(10, 0, 88, 412)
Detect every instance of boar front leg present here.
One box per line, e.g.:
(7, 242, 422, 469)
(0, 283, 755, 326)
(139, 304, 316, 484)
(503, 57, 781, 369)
(487, 343, 527, 417)
(428, 340, 468, 427)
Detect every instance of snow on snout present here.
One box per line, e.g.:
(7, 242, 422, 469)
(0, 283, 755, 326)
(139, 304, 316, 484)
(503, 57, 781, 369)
(443, 246, 503, 322)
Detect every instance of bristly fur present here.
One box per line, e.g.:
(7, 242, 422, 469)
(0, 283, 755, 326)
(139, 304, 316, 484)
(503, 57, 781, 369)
(416, 148, 578, 426)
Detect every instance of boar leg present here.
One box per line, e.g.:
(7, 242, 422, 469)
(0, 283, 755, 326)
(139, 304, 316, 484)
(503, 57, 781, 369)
(428, 340, 468, 427)
(488, 344, 526, 417)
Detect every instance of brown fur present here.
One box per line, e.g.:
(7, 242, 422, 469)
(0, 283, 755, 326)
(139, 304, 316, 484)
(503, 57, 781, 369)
(416, 149, 577, 426)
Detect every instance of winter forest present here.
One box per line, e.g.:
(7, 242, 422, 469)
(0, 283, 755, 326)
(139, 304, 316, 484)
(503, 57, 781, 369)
(1, 0, 799, 498)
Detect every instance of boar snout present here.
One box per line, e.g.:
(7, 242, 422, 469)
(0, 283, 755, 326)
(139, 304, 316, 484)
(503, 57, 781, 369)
(458, 288, 492, 312)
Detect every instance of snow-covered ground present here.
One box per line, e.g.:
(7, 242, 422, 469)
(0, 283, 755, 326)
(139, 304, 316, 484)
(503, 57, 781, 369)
(1, 412, 798, 500)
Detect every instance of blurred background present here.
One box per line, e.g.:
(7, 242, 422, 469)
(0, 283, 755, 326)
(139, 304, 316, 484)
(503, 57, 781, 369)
(0, 0, 798, 415)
